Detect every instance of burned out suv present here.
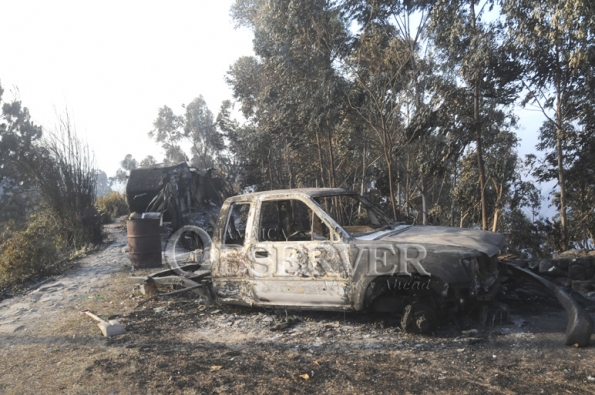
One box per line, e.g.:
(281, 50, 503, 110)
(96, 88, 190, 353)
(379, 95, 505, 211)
(204, 188, 505, 333)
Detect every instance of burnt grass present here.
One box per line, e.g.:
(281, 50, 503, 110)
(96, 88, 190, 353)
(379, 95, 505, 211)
(1, 223, 594, 395)
(65, 291, 594, 395)
(1, 289, 594, 395)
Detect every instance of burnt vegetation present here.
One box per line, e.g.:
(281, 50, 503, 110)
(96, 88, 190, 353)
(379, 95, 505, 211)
(139, 0, 595, 258)
(2, 0, 595, 288)
(0, 98, 102, 290)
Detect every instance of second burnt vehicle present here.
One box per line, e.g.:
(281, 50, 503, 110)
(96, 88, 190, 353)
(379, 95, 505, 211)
(160, 188, 506, 334)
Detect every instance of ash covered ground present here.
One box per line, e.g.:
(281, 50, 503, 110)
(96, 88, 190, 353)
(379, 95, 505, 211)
(1, 223, 595, 394)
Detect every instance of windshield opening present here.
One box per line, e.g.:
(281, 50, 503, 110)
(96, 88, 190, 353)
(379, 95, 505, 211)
(313, 194, 394, 237)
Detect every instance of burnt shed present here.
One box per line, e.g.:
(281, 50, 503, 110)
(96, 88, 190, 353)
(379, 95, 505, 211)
(126, 162, 192, 221)
(125, 162, 226, 229)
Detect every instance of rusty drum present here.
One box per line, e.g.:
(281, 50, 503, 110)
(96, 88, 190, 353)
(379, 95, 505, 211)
(127, 218, 162, 268)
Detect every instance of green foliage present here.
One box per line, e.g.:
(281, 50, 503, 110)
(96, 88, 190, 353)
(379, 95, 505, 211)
(135, 0, 595, 253)
(227, 0, 351, 192)
(148, 106, 188, 165)
(97, 192, 129, 224)
(0, 94, 104, 288)
(0, 84, 43, 185)
(0, 83, 44, 225)
(185, 96, 224, 169)
(148, 97, 224, 168)
(0, 211, 62, 287)
(502, 0, 595, 248)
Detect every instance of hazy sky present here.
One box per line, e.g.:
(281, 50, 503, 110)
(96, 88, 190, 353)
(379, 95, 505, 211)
(1, 0, 253, 176)
(1, 0, 549, 208)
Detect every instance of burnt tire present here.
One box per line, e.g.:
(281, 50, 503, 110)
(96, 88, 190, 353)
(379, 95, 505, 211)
(401, 303, 437, 335)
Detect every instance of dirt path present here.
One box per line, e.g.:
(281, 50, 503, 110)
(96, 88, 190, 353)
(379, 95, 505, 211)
(1, 224, 595, 394)
(0, 222, 135, 334)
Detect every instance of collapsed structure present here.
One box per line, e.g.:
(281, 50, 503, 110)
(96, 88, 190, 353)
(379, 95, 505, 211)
(125, 162, 226, 229)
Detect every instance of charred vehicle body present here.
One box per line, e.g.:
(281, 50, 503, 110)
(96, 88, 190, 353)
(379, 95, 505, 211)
(208, 189, 505, 333)
(151, 188, 509, 334)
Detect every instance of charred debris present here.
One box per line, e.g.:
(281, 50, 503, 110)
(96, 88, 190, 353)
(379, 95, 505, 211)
(125, 161, 226, 232)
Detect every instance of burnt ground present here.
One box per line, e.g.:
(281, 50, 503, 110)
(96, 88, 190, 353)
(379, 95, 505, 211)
(1, 224, 595, 394)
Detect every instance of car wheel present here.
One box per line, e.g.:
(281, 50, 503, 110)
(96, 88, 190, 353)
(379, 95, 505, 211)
(401, 302, 437, 334)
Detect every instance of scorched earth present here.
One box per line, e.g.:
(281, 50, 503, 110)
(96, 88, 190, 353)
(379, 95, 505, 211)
(0, 221, 594, 394)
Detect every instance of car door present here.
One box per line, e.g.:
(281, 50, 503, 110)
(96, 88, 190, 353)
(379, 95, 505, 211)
(211, 201, 256, 305)
(249, 197, 353, 308)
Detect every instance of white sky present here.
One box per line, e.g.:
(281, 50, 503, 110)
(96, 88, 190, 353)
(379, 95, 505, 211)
(0, 0, 553, 214)
(1, 0, 254, 176)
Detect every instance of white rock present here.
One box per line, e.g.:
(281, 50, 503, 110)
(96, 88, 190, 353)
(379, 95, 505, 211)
(0, 324, 25, 334)
(10, 303, 30, 311)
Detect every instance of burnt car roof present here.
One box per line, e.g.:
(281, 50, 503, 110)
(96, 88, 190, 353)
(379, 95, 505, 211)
(226, 188, 355, 202)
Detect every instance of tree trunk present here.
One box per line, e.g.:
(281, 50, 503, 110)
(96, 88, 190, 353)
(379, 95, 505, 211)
(359, 139, 366, 215)
(491, 206, 500, 233)
(315, 129, 326, 187)
(421, 175, 428, 225)
(556, 125, 568, 250)
(491, 182, 503, 232)
(397, 161, 401, 210)
(471, 0, 488, 230)
(326, 124, 337, 188)
(360, 138, 366, 196)
(450, 161, 457, 227)
(285, 138, 293, 189)
(552, 59, 568, 250)
(460, 211, 469, 228)
(475, 88, 488, 230)
(268, 149, 273, 189)
(385, 145, 398, 220)
(405, 153, 411, 218)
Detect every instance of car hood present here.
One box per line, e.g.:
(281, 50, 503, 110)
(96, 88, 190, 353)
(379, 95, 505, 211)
(360, 225, 506, 257)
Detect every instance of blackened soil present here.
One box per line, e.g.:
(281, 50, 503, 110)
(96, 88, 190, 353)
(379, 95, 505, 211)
(1, 224, 594, 394)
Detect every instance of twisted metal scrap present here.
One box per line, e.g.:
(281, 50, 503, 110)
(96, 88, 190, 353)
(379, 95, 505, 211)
(504, 262, 593, 347)
(146, 182, 174, 214)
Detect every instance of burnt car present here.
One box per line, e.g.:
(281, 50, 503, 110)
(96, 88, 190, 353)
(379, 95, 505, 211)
(201, 188, 505, 333)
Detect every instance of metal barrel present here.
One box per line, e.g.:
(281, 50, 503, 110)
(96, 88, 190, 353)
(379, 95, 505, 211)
(127, 218, 162, 268)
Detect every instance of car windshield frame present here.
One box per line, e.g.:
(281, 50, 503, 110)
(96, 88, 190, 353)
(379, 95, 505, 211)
(311, 193, 396, 237)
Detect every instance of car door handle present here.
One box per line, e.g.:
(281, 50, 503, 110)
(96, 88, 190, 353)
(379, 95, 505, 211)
(255, 250, 268, 258)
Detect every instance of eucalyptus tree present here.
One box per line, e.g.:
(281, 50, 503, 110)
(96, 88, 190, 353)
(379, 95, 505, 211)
(345, 24, 416, 219)
(501, 0, 595, 249)
(226, 55, 307, 189)
(148, 106, 187, 164)
(149, 98, 224, 168)
(529, 121, 595, 248)
(225, 56, 279, 188)
(453, 126, 534, 234)
(139, 155, 157, 167)
(112, 154, 137, 184)
(564, 135, 595, 247)
(229, 0, 350, 189)
(184, 96, 224, 169)
(570, 71, 595, 247)
(96, 170, 112, 197)
(340, 0, 434, 219)
(429, 0, 521, 230)
(341, 0, 473, 223)
(215, 100, 243, 190)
